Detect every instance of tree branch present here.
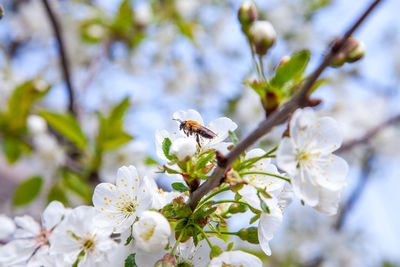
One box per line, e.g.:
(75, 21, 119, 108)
(42, 0, 77, 116)
(338, 113, 400, 152)
(188, 0, 384, 210)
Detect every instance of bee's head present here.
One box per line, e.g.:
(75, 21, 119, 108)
(173, 118, 185, 129)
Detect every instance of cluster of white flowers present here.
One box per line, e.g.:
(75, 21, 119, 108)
(0, 108, 347, 266)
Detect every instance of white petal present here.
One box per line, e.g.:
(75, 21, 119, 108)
(209, 251, 262, 267)
(290, 107, 316, 147)
(14, 216, 41, 236)
(246, 148, 268, 159)
(311, 117, 343, 153)
(314, 155, 348, 190)
(41, 201, 66, 230)
(116, 165, 141, 193)
(276, 138, 297, 175)
(173, 109, 204, 125)
(291, 168, 319, 207)
(0, 214, 16, 240)
(258, 205, 282, 256)
(207, 117, 237, 143)
(315, 187, 342, 215)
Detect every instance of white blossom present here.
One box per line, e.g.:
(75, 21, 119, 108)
(92, 165, 153, 233)
(170, 137, 198, 161)
(208, 250, 262, 267)
(49, 206, 116, 267)
(132, 211, 171, 253)
(0, 201, 67, 266)
(0, 214, 15, 241)
(277, 108, 348, 209)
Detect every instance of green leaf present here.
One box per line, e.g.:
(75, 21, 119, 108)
(144, 157, 159, 165)
(40, 111, 87, 150)
(47, 185, 69, 206)
(228, 130, 239, 145)
(196, 151, 215, 170)
(124, 253, 137, 267)
(270, 50, 310, 89)
(7, 80, 50, 131)
(113, 0, 133, 33)
(63, 171, 92, 203)
(260, 198, 270, 214)
(3, 137, 20, 163)
(171, 182, 189, 192)
(13, 176, 43, 206)
(96, 97, 133, 152)
(162, 137, 173, 161)
(249, 213, 261, 224)
(101, 131, 133, 151)
(210, 245, 223, 258)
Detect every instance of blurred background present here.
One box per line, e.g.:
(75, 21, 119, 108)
(0, 0, 399, 266)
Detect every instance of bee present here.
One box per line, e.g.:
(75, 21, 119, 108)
(174, 119, 217, 147)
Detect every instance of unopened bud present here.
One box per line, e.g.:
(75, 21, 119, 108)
(248, 21, 277, 55)
(238, 1, 258, 33)
(346, 40, 365, 63)
(330, 52, 346, 68)
(277, 55, 290, 69)
(238, 227, 259, 244)
(228, 203, 248, 214)
(155, 254, 176, 267)
(0, 5, 4, 20)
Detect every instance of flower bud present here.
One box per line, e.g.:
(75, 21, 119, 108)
(0, 5, 4, 20)
(346, 40, 365, 63)
(277, 55, 290, 69)
(132, 211, 171, 253)
(170, 137, 197, 162)
(154, 254, 176, 267)
(238, 1, 258, 33)
(27, 115, 47, 135)
(248, 21, 277, 55)
(228, 203, 248, 214)
(238, 227, 259, 244)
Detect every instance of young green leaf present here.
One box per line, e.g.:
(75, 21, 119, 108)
(171, 182, 189, 192)
(162, 137, 173, 160)
(40, 111, 87, 150)
(124, 253, 137, 267)
(270, 50, 310, 89)
(47, 185, 69, 206)
(13, 176, 43, 206)
(63, 171, 92, 203)
(228, 130, 239, 145)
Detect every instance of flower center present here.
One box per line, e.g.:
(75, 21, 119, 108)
(35, 229, 50, 247)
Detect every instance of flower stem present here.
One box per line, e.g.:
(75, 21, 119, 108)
(239, 171, 291, 183)
(204, 230, 239, 236)
(170, 229, 185, 255)
(193, 224, 213, 248)
(259, 55, 267, 81)
(195, 184, 230, 211)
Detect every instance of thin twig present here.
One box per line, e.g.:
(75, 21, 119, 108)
(188, 0, 384, 210)
(42, 0, 76, 116)
(338, 113, 400, 152)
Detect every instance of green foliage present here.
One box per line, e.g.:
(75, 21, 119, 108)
(112, 0, 133, 34)
(172, 182, 189, 192)
(13, 176, 43, 206)
(6, 80, 50, 132)
(96, 97, 133, 151)
(40, 111, 87, 150)
(162, 137, 173, 161)
(228, 130, 239, 146)
(210, 245, 223, 258)
(270, 50, 310, 89)
(47, 185, 69, 206)
(0, 80, 49, 163)
(63, 170, 92, 203)
(2, 136, 31, 164)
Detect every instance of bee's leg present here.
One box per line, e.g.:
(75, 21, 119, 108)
(196, 134, 201, 147)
